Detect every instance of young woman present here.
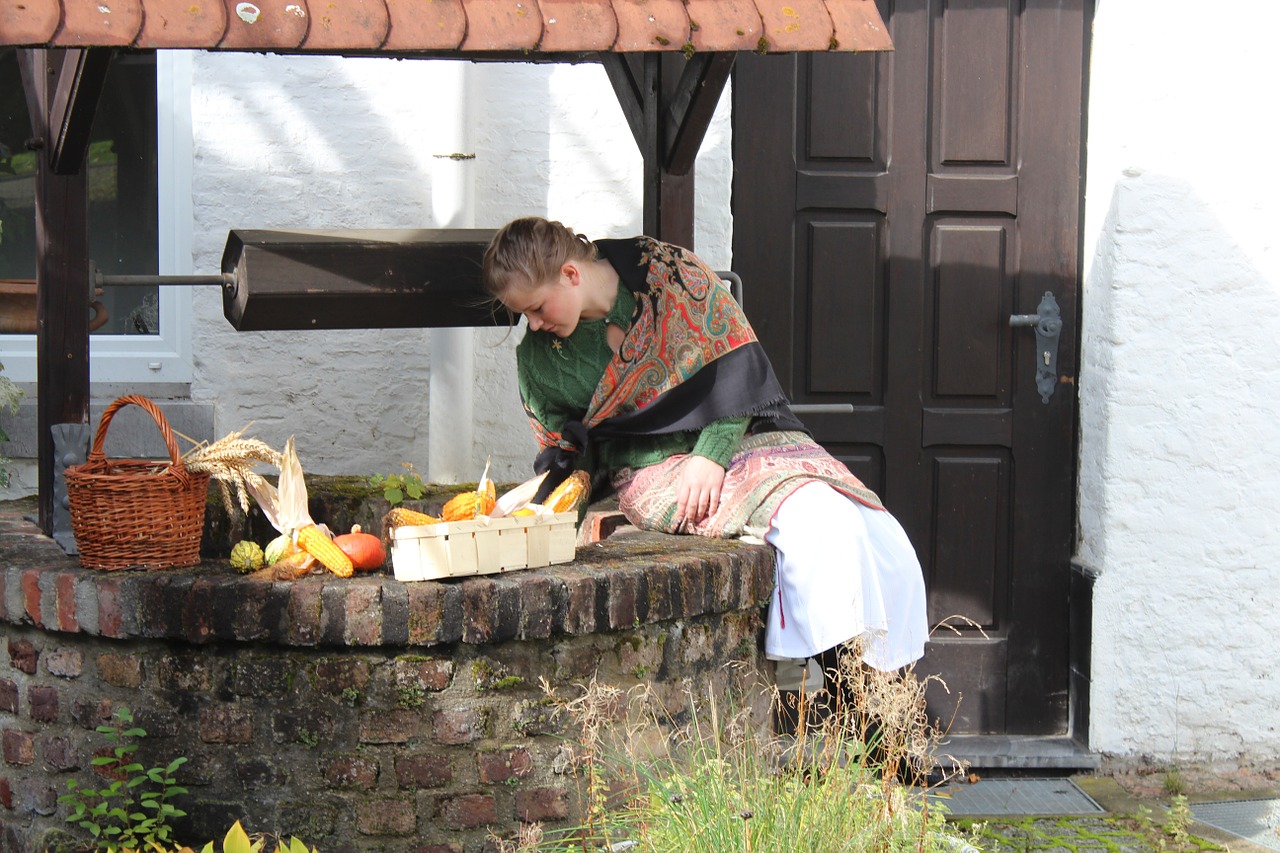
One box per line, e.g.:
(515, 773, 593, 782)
(482, 217, 928, 676)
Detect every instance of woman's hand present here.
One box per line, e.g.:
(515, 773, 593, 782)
(676, 455, 726, 528)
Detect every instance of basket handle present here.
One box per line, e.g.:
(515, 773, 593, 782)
(87, 394, 189, 477)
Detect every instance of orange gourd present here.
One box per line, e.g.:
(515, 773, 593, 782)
(333, 524, 386, 571)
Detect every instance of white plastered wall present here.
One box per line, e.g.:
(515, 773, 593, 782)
(187, 55, 732, 485)
(1079, 1, 1280, 760)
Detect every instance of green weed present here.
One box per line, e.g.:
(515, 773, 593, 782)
(57, 707, 188, 851)
(369, 463, 427, 506)
(491, 646, 969, 853)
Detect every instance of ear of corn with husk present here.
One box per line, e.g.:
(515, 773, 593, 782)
(243, 437, 353, 578)
(489, 471, 548, 518)
(544, 470, 590, 514)
(440, 457, 497, 521)
(381, 506, 443, 543)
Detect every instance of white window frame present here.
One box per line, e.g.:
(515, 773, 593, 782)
(3, 51, 194, 384)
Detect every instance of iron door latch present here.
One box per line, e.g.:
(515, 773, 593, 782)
(1009, 291, 1062, 404)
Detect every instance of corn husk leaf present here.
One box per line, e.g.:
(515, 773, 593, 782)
(243, 436, 314, 538)
(276, 436, 312, 534)
(490, 471, 549, 519)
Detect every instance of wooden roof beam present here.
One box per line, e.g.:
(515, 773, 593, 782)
(602, 51, 734, 176)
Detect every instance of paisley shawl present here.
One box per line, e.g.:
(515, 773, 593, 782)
(526, 237, 804, 496)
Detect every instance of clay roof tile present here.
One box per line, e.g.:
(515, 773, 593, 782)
(0, 0, 891, 52)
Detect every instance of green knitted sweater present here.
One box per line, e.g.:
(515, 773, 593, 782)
(517, 284, 749, 481)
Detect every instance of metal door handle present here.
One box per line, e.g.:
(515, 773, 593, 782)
(1010, 291, 1062, 403)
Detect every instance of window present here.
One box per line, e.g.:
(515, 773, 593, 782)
(0, 49, 193, 383)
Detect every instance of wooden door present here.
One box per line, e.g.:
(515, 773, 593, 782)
(732, 0, 1088, 735)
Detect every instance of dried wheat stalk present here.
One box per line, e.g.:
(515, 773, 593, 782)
(182, 426, 283, 517)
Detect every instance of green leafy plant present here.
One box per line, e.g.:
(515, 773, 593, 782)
(57, 706, 189, 851)
(369, 462, 426, 506)
(200, 820, 316, 853)
(0, 359, 22, 489)
(1164, 793, 1192, 845)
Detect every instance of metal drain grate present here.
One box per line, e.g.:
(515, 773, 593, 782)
(1190, 799, 1280, 852)
(927, 777, 1105, 816)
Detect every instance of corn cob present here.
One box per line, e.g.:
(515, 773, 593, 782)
(383, 507, 442, 529)
(441, 490, 496, 521)
(297, 524, 354, 578)
(545, 470, 590, 514)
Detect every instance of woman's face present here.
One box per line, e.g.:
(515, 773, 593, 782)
(501, 268, 583, 338)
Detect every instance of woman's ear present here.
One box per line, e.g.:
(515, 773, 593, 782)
(560, 261, 581, 287)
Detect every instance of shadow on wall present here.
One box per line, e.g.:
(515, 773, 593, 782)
(1078, 169, 1280, 574)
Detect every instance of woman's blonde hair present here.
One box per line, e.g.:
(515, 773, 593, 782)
(482, 217, 597, 299)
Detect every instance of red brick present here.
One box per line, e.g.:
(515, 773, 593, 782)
(55, 573, 78, 632)
(459, 580, 497, 645)
(644, 564, 679, 623)
(97, 578, 125, 638)
(395, 753, 453, 789)
(198, 707, 253, 744)
(432, 708, 486, 745)
(96, 654, 142, 689)
(680, 565, 708, 617)
(287, 580, 323, 645)
(0, 680, 16, 714)
(27, 686, 57, 723)
(580, 509, 629, 544)
(516, 573, 555, 639)
(182, 577, 218, 644)
(39, 735, 77, 771)
(515, 786, 570, 822)
(2, 730, 34, 766)
(607, 569, 641, 630)
(321, 755, 379, 789)
(476, 747, 532, 784)
(7, 640, 37, 675)
(0, 776, 11, 809)
(45, 648, 83, 678)
(314, 659, 369, 695)
(343, 581, 382, 645)
(394, 657, 453, 692)
(562, 573, 601, 635)
(156, 654, 214, 691)
(71, 698, 114, 730)
(21, 569, 42, 628)
(439, 792, 497, 830)
(359, 708, 420, 745)
(407, 583, 448, 645)
(356, 798, 416, 835)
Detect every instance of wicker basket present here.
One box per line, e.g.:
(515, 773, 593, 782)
(65, 395, 210, 570)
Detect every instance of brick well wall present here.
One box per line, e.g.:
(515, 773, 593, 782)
(0, 509, 775, 852)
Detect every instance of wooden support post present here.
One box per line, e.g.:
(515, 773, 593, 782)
(18, 48, 109, 533)
(602, 52, 735, 251)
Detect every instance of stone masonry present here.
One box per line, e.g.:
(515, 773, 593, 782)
(0, 505, 775, 852)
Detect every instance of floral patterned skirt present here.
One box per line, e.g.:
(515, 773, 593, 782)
(613, 430, 884, 538)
